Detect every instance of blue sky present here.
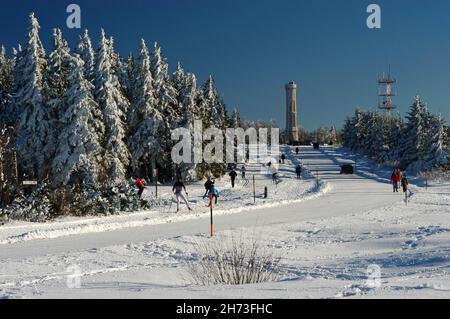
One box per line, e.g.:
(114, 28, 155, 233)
(1, 0, 450, 130)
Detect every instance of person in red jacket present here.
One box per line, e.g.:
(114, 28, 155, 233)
(390, 169, 401, 193)
(132, 177, 145, 198)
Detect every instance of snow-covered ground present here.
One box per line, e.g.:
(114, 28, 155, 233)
(1, 146, 449, 299)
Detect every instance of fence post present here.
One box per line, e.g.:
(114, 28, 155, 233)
(155, 168, 158, 198)
(253, 175, 256, 204)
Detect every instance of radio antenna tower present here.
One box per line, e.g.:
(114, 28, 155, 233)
(378, 66, 397, 115)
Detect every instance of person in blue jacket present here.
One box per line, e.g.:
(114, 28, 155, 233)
(209, 184, 219, 205)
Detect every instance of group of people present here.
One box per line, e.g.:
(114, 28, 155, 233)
(129, 150, 305, 213)
(390, 168, 409, 193)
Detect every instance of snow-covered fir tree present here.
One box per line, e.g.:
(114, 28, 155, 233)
(94, 29, 130, 186)
(151, 42, 179, 128)
(128, 39, 164, 178)
(76, 30, 95, 83)
(201, 75, 228, 129)
(0, 46, 15, 125)
(425, 113, 449, 168)
(14, 13, 50, 178)
(52, 54, 104, 186)
(230, 108, 241, 129)
(399, 96, 428, 169)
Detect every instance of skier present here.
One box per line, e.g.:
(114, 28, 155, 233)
(203, 176, 215, 199)
(229, 169, 238, 188)
(390, 168, 401, 192)
(272, 172, 278, 184)
(132, 177, 145, 198)
(172, 178, 192, 213)
(281, 153, 286, 164)
(295, 164, 302, 179)
(241, 164, 247, 179)
(209, 184, 219, 205)
(295, 147, 299, 155)
(401, 173, 409, 194)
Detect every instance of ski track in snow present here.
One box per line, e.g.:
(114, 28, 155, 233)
(1, 146, 450, 299)
(0, 147, 330, 244)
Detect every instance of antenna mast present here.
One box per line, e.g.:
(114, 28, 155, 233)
(378, 66, 397, 115)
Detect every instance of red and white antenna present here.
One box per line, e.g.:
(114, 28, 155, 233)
(378, 66, 397, 115)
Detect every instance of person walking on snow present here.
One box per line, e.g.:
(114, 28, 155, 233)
(401, 173, 409, 194)
(203, 176, 214, 199)
(281, 153, 286, 164)
(295, 147, 300, 155)
(391, 168, 401, 192)
(172, 178, 192, 213)
(132, 177, 145, 198)
(229, 169, 238, 188)
(241, 164, 247, 179)
(295, 164, 302, 179)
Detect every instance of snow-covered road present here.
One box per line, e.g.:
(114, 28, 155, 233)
(2, 146, 449, 299)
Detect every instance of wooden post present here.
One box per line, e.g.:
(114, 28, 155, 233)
(253, 175, 256, 204)
(155, 168, 158, 198)
(210, 192, 214, 238)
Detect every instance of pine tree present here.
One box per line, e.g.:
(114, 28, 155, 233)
(52, 54, 104, 186)
(201, 75, 228, 129)
(128, 39, 164, 178)
(0, 46, 15, 125)
(14, 13, 50, 178)
(94, 29, 130, 186)
(151, 42, 179, 180)
(76, 30, 95, 82)
(179, 73, 198, 128)
(400, 96, 427, 169)
(425, 113, 448, 168)
(230, 108, 241, 129)
(151, 42, 179, 128)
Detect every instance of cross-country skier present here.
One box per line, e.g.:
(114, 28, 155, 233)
(391, 169, 401, 192)
(209, 184, 219, 205)
(281, 153, 286, 164)
(295, 147, 300, 155)
(241, 164, 247, 179)
(172, 178, 192, 213)
(229, 169, 238, 188)
(132, 177, 145, 198)
(203, 176, 214, 199)
(295, 164, 302, 179)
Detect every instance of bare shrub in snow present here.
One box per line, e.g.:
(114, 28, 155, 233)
(186, 234, 281, 286)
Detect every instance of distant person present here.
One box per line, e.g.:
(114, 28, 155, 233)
(272, 171, 278, 184)
(241, 164, 247, 179)
(295, 147, 300, 155)
(390, 168, 401, 193)
(229, 169, 238, 188)
(295, 164, 302, 179)
(401, 173, 409, 194)
(132, 177, 145, 198)
(203, 176, 214, 199)
(172, 178, 192, 213)
(281, 153, 286, 164)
